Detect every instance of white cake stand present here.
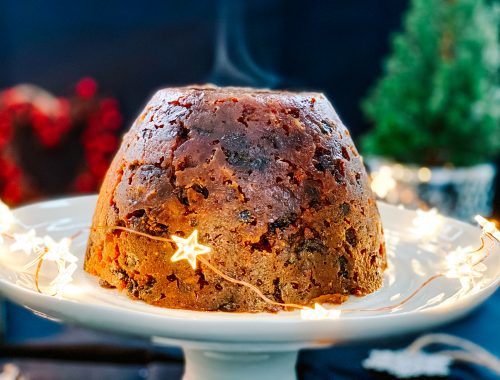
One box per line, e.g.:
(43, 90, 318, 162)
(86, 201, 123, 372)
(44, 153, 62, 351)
(0, 196, 498, 380)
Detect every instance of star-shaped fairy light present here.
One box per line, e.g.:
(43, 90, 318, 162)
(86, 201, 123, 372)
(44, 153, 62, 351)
(171, 230, 211, 269)
(444, 245, 487, 291)
(411, 208, 443, 239)
(43, 236, 76, 264)
(40, 236, 78, 293)
(300, 303, 341, 320)
(50, 262, 78, 295)
(10, 229, 43, 255)
(475, 215, 500, 242)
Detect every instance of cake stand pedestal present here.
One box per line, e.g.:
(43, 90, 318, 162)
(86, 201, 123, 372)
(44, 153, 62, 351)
(0, 196, 498, 380)
(153, 337, 305, 380)
(182, 348, 297, 380)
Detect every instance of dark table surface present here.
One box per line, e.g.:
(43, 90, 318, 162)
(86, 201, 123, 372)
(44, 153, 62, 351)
(1, 289, 499, 380)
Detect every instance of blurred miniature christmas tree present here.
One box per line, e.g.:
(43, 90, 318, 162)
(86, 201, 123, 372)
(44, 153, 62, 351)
(362, 0, 500, 167)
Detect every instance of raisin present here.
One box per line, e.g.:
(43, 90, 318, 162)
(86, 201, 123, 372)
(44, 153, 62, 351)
(221, 133, 270, 171)
(295, 237, 327, 255)
(192, 183, 209, 198)
(126, 211, 169, 237)
(145, 276, 156, 288)
(273, 278, 284, 303)
(221, 147, 269, 171)
(176, 188, 190, 206)
(127, 278, 140, 298)
(112, 268, 129, 281)
(237, 106, 255, 127)
(340, 202, 350, 216)
(320, 122, 333, 134)
(304, 181, 321, 207)
(345, 227, 357, 247)
(338, 256, 349, 278)
(178, 123, 190, 139)
(125, 209, 146, 220)
(237, 116, 248, 127)
(332, 159, 346, 184)
(268, 213, 297, 232)
(221, 132, 249, 151)
(195, 269, 210, 290)
(313, 146, 333, 172)
(239, 210, 253, 223)
(251, 234, 272, 253)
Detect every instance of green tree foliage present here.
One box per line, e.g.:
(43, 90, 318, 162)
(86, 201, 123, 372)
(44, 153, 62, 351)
(362, 0, 500, 166)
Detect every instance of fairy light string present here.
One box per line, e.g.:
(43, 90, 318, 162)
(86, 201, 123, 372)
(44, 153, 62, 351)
(94, 226, 309, 310)
(0, 198, 498, 318)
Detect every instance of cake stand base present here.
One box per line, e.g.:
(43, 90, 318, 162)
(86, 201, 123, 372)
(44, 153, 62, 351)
(183, 349, 298, 380)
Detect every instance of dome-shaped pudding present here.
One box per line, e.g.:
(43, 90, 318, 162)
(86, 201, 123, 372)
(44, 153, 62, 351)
(84, 86, 386, 312)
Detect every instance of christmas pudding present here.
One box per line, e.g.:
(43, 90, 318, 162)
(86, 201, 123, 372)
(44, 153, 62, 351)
(84, 85, 386, 312)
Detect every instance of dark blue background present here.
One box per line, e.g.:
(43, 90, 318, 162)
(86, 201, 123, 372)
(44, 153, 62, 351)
(0, 0, 407, 137)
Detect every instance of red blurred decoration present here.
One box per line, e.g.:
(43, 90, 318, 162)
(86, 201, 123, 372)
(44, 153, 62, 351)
(0, 80, 123, 205)
(75, 77, 98, 99)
